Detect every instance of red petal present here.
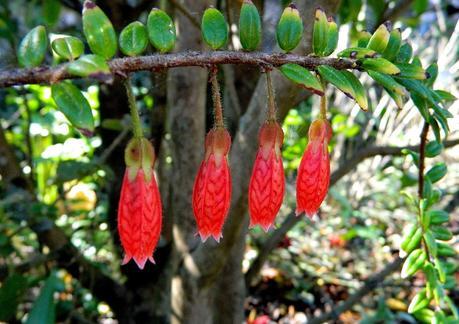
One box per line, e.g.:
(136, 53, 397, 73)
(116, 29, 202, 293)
(192, 153, 232, 242)
(118, 169, 162, 269)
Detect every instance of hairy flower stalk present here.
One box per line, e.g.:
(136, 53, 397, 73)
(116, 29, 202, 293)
(248, 72, 285, 231)
(192, 67, 232, 242)
(296, 94, 332, 217)
(118, 138, 162, 269)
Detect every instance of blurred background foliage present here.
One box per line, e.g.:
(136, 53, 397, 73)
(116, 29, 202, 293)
(0, 0, 458, 323)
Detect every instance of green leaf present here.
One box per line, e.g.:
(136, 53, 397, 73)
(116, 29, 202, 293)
(17, 25, 48, 68)
(338, 47, 378, 59)
(396, 63, 428, 79)
(426, 163, 447, 183)
(55, 160, 99, 184)
(427, 210, 449, 225)
(119, 21, 148, 56)
(423, 231, 437, 257)
(147, 8, 176, 53)
(368, 71, 404, 95)
(279, 63, 324, 95)
(434, 257, 446, 283)
(424, 262, 437, 298)
(401, 248, 427, 278)
(357, 30, 371, 47)
(425, 63, 438, 87)
(382, 28, 401, 61)
(361, 57, 400, 74)
(201, 8, 228, 50)
(312, 8, 328, 56)
(367, 23, 390, 53)
(51, 36, 84, 61)
(408, 289, 430, 314)
(0, 274, 28, 321)
(414, 0, 429, 15)
(276, 4, 303, 52)
(67, 54, 111, 79)
(317, 65, 368, 110)
(26, 273, 59, 324)
(323, 17, 338, 56)
(51, 81, 95, 133)
(431, 225, 452, 241)
(413, 308, 434, 323)
(425, 141, 443, 157)
(435, 90, 456, 102)
(396, 43, 413, 63)
(239, 0, 262, 51)
(437, 242, 455, 257)
(82, 0, 117, 59)
(400, 224, 423, 255)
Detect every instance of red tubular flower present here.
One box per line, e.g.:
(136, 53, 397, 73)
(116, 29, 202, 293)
(192, 128, 232, 242)
(118, 138, 162, 269)
(248, 121, 285, 231)
(296, 119, 332, 218)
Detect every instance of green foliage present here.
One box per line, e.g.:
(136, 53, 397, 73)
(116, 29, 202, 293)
(147, 9, 176, 53)
(26, 273, 60, 324)
(82, 0, 117, 59)
(276, 4, 303, 52)
(51, 36, 84, 61)
(239, 0, 262, 51)
(119, 21, 148, 56)
(66, 54, 111, 79)
(201, 8, 228, 50)
(279, 64, 324, 95)
(0, 274, 28, 321)
(17, 25, 48, 68)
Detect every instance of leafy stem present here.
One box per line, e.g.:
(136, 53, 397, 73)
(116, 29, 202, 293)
(123, 76, 143, 138)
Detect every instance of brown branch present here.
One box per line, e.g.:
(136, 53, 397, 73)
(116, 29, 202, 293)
(0, 51, 356, 88)
(308, 256, 405, 324)
(245, 137, 459, 286)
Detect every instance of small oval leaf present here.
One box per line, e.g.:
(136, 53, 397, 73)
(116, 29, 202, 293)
(338, 47, 378, 59)
(82, 0, 117, 59)
(279, 63, 324, 95)
(312, 8, 328, 56)
(276, 4, 303, 52)
(119, 21, 148, 56)
(51, 36, 84, 61)
(396, 63, 428, 80)
(51, 81, 95, 133)
(147, 8, 176, 53)
(382, 28, 401, 61)
(201, 8, 228, 50)
(18, 25, 48, 68)
(426, 163, 447, 183)
(361, 57, 400, 74)
(239, 0, 262, 51)
(66, 54, 111, 80)
(401, 248, 427, 278)
(367, 23, 390, 53)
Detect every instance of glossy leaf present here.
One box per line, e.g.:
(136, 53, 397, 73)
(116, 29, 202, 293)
(361, 57, 400, 74)
(119, 21, 148, 56)
(239, 0, 262, 51)
(51, 81, 95, 132)
(276, 4, 303, 52)
(51, 36, 84, 61)
(437, 242, 455, 257)
(357, 30, 371, 47)
(431, 225, 452, 241)
(312, 8, 328, 55)
(426, 163, 447, 183)
(423, 231, 437, 257)
(396, 63, 428, 79)
(147, 8, 176, 53)
(25, 273, 59, 324)
(82, 0, 117, 59)
(427, 210, 449, 225)
(67, 54, 111, 78)
(201, 8, 228, 50)
(367, 23, 390, 53)
(338, 47, 378, 59)
(401, 248, 426, 278)
(17, 25, 48, 68)
(324, 17, 338, 56)
(400, 224, 422, 255)
(279, 63, 324, 95)
(425, 141, 443, 157)
(425, 63, 438, 87)
(382, 28, 401, 61)
(408, 289, 430, 314)
(397, 43, 413, 63)
(368, 71, 404, 95)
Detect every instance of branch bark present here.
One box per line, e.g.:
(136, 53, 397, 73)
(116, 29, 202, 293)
(0, 52, 356, 88)
(245, 138, 459, 286)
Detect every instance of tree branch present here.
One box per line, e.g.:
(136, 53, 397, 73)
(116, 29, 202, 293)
(308, 256, 405, 324)
(0, 51, 356, 88)
(245, 138, 459, 286)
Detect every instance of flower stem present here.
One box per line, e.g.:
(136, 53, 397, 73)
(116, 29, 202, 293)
(123, 76, 143, 138)
(265, 71, 277, 122)
(210, 66, 224, 128)
(318, 74, 327, 119)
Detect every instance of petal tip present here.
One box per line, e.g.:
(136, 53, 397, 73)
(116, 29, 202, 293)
(133, 257, 148, 270)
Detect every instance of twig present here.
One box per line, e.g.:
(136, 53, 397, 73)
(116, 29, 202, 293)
(245, 138, 459, 286)
(418, 122, 429, 197)
(308, 257, 404, 324)
(0, 51, 357, 88)
(210, 66, 225, 128)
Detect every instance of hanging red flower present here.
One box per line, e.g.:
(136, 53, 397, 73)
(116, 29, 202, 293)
(296, 118, 332, 218)
(192, 128, 232, 242)
(118, 138, 162, 269)
(248, 121, 285, 231)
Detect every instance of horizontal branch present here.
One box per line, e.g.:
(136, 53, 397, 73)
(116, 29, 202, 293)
(245, 138, 459, 286)
(0, 51, 356, 88)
